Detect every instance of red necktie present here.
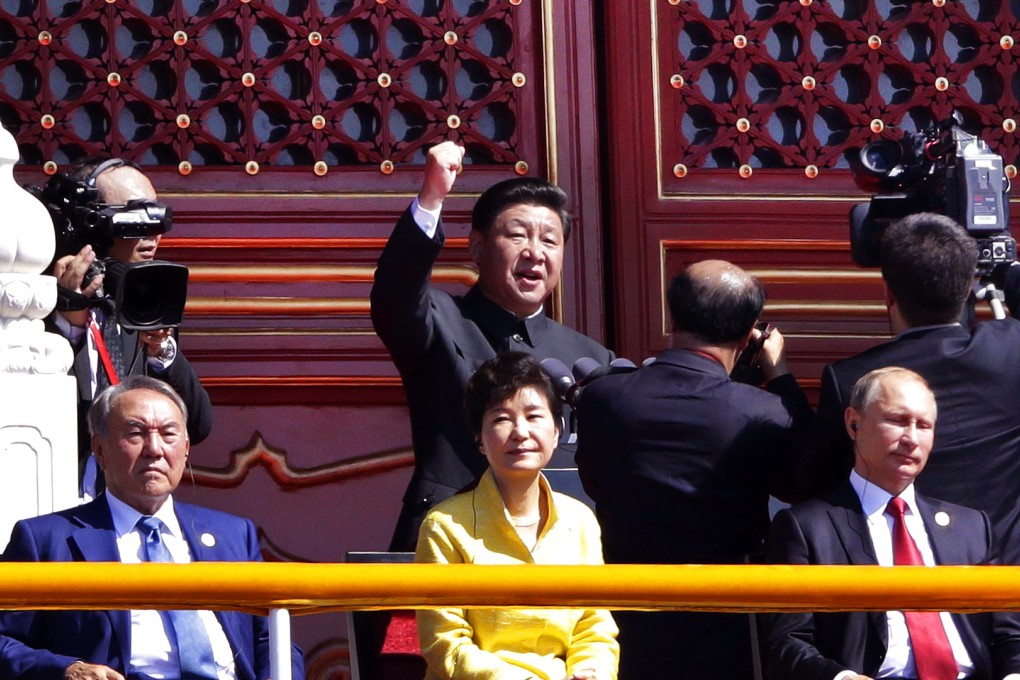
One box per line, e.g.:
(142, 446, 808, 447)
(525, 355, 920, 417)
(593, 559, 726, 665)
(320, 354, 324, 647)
(88, 315, 120, 389)
(886, 496, 958, 680)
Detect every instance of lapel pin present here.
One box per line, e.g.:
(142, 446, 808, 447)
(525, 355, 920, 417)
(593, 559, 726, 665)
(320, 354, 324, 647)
(201, 532, 216, 547)
(934, 511, 950, 527)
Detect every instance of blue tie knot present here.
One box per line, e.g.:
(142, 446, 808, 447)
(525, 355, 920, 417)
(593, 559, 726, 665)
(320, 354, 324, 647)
(138, 515, 163, 537)
(137, 516, 172, 564)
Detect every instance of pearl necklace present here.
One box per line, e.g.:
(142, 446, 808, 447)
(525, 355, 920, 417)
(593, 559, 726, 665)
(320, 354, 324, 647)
(510, 514, 541, 528)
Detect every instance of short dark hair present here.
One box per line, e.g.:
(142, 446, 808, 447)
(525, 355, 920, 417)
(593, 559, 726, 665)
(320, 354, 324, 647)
(471, 177, 572, 241)
(880, 212, 977, 326)
(667, 264, 765, 344)
(463, 351, 563, 438)
(88, 375, 189, 438)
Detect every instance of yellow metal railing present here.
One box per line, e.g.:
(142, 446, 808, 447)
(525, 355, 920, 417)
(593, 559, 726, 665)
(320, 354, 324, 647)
(5, 562, 1020, 679)
(4, 563, 1020, 613)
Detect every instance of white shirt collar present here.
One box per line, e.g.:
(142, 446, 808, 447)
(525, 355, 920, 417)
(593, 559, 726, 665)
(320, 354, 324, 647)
(849, 469, 920, 520)
(105, 491, 182, 541)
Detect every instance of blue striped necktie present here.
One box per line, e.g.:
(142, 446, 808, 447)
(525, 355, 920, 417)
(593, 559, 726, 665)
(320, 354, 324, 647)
(137, 516, 219, 680)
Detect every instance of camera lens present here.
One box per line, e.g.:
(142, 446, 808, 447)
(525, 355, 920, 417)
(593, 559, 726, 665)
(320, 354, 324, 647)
(859, 140, 902, 175)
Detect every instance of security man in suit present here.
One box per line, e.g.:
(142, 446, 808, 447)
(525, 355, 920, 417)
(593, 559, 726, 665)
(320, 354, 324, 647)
(0, 376, 303, 680)
(764, 366, 1020, 680)
(575, 260, 813, 679)
(371, 141, 612, 550)
(812, 212, 1020, 564)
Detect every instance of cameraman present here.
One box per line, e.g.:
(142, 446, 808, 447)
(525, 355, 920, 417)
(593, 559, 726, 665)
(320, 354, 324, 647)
(812, 211, 1020, 563)
(43, 158, 212, 497)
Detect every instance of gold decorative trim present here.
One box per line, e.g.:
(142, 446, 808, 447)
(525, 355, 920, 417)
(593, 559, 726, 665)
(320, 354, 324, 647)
(542, 0, 558, 185)
(190, 432, 413, 490)
(185, 264, 477, 286)
(199, 376, 402, 388)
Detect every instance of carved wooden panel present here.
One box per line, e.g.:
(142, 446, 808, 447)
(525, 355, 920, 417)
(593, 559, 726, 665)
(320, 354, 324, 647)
(0, 0, 544, 182)
(660, 0, 1020, 186)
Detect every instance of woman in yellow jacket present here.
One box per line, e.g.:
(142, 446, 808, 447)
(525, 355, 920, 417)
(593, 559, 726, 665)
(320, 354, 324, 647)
(416, 351, 619, 680)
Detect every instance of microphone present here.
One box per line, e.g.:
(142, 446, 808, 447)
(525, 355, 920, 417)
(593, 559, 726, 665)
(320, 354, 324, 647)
(540, 358, 574, 402)
(543, 356, 641, 405)
(572, 357, 603, 382)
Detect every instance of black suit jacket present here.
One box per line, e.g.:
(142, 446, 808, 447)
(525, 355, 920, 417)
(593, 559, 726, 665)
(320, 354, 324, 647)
(574, 350, 813, 680)
(371, 207, 612, 550)
(575, 349, 812, 565)
(813, 320, 1020, 563)
(0, 496, 304, 680)
(762, 483, 1020, 680)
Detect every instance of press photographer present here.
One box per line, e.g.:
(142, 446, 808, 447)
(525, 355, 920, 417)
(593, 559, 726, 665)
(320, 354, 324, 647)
(811, 114, 1020, 564)
(36, 158, 213, 497)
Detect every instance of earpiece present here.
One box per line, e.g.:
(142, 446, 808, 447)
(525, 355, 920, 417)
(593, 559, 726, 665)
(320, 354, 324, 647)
(850, 422, 858, 432)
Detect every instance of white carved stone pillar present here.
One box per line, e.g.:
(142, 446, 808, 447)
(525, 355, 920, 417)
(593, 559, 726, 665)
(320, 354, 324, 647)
(0, 121, 76, 552)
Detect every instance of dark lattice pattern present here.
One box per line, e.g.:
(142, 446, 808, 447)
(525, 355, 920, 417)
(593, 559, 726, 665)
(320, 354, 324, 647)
(0, 0, 534, 170)
(663, 0, 1020, 175)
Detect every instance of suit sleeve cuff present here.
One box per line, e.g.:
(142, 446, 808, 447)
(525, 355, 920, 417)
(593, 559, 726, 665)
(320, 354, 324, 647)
(410, 197, 442, 239)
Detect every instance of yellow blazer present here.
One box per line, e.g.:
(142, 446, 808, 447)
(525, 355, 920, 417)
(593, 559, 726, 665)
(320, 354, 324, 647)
(415, 469, 619, 680)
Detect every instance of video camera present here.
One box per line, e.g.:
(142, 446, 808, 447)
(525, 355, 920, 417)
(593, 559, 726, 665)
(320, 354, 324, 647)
(35, 158, 188, 329)
(849, 111, 1016, 283)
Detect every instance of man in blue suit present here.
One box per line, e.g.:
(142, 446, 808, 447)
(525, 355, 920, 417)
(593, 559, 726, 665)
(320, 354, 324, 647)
(0, 375, 304, 680)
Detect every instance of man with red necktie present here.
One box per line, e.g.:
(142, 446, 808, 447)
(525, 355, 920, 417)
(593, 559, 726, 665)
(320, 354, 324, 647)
(763, 366, 1020, 680)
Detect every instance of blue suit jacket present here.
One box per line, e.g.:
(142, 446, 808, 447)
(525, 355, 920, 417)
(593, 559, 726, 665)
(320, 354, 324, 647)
(0, 496, 304, 680)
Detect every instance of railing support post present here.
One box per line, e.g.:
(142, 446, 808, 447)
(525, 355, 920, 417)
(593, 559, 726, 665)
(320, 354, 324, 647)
(269, 607, 292, 680)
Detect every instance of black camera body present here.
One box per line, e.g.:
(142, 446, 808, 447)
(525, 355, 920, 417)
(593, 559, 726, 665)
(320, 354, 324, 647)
(37, 161, 173, 260)
(35, 158, 187, 329)
(850, 112, 1016, 282)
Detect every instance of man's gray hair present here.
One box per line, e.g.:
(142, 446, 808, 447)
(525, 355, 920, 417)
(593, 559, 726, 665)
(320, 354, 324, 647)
(87, 375, 189, 438)
(849, 366, 936, 420)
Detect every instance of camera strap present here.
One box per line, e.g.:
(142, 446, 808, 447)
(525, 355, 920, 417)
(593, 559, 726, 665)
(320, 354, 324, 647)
(88, 315, 120, 387)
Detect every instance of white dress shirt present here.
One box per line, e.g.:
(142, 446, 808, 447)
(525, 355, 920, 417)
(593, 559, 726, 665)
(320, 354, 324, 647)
(106, 492, 237, 679)
(834, 472, 973, 680)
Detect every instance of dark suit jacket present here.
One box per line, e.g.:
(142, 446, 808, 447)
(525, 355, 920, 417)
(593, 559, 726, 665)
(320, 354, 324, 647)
(762, 483, 1020, 680)
(574, 349, 813, 680)
(813, 319, 1020, 563)
(371, 207, 612, 550)
(575, 349, 812, 565)
(0, 496, 304, 680)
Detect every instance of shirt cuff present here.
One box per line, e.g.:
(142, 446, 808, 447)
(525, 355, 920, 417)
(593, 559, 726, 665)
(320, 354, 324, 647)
(833, 671, 858, 680)
(410, 197, 442, 239)
(53, 311, 86, 343)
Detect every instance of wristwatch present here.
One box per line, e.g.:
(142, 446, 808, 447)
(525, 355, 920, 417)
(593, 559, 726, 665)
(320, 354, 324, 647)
(152, 337, 176, 363)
